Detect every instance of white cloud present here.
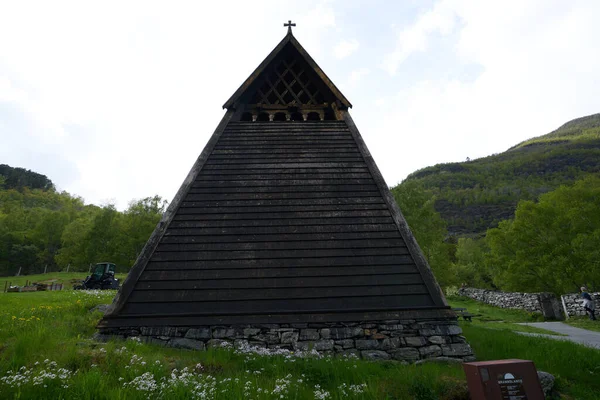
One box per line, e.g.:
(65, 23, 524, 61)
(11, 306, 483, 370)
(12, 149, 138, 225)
(0, 0, 340, 208)
(382, 1, 458, 75)
(368, 0, 600, 187)
(347, 67, 370, 86)
(334, 39, 359, 59)
(1, 0, 599, 209)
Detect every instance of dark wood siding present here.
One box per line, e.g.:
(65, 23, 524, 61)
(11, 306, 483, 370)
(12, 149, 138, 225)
(106, 120, 443, 323)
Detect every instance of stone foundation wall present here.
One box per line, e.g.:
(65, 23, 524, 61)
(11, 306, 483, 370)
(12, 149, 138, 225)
(561, 292, 600, 318)
(98, 319, 474, 363)
(457, 287, 564, 319)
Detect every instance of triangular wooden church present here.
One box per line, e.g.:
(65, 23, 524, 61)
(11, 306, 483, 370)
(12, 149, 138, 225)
(99, 23, 471, 361)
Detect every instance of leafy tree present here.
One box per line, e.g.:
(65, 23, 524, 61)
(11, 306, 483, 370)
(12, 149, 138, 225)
(120, 196, 167, 265)
(392, 181, 454, 287)
(0, 164, 54, 191)
(485, 176, 600, 294)
(453, 237, 494, 288)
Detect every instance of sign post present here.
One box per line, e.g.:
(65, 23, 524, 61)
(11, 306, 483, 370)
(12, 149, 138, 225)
(463, 359, 544, 399)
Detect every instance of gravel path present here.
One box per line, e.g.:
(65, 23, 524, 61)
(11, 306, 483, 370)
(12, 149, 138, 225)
(517, 322, 600, 349)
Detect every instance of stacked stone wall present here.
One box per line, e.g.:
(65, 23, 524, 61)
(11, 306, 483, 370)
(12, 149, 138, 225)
(561, 292, 600, 318)
(98, 319, 474, 363)
(457, 287, 564, 319)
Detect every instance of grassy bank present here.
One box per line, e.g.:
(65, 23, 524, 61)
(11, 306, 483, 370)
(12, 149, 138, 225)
(1, 291, 599, 399)
(446, 296, 566, 336)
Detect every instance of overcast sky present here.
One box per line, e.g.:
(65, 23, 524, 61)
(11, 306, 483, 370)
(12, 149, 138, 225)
(1, 0, 599, 209)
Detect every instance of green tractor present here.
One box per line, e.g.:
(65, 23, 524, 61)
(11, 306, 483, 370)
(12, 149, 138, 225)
(73, 262, 120, 290)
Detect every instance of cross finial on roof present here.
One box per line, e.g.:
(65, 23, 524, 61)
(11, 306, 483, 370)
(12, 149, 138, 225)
(284, 20, 296, 34)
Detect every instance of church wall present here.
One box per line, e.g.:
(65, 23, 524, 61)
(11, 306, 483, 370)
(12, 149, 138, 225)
(97, 318, 474, 363)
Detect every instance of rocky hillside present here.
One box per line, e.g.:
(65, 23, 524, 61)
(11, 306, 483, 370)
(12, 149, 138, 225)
(397, 113, 600, 236)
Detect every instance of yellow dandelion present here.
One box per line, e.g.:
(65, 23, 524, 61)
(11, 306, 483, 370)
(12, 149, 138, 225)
(12, 316, 16, 320)
(19, 318, 25, 321)
(36, 318, 41, 321)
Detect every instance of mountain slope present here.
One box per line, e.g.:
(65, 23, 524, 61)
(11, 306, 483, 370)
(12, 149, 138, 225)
(397, 113, 600, 236)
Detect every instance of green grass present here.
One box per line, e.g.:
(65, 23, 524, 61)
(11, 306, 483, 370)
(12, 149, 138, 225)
(1, 272, 128, 291)
(462, 324, 600, 399)
(1, 291, 599, 399)
(565, 316, 600, 333)
(0, 291, 469, 400)
(446, 296, 566, 336)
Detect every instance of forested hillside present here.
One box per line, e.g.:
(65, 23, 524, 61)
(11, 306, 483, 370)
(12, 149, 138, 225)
(391, 113, 600, 294)
(398, 114, 600, 236)
(0, 165, 166, 276)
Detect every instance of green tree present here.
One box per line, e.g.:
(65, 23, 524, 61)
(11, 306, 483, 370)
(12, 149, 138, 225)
(392, 181, 454, 287)
(119, 196, 167, 266)
(453, 237, 493, 288)
(485, 176, 600, 294)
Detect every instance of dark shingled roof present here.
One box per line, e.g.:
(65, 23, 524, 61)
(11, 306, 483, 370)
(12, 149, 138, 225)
(99, 32, 449, 330)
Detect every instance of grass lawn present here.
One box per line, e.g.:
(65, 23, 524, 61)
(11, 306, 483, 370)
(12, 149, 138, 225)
(446, 296, 567, 336)
(565, 316, 600, 333)
(1, 271, 128, 291)
(0, 290, 599, 399)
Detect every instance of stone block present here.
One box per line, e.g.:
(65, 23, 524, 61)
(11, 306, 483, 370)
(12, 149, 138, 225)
(281, 331, 298, 344)
(452, 335, 468, 344)
(428, 335, 447, 345)
(361, 323, 377, 329)
(441, 343, 473, 357)
(170, 338, 205, 351)
(361, 350, 391, 361)
(320, 328, 331, 339)
(141, 326, 185, 337)
(207, 339, 231, 349)
(380, 337, 402, 350)
(339, 349, 360, 358)
(378, 324, 403, 331)
(404, 336, 427, 347)
(243, 328, 261, 337)
(234, 339, 249, 349)
(537, 371, 555, 398)
(418, 345, 442, 358)
(212, 328, 236, 339)
(295, 340, 334, 351)
(371, 333, 388, 340)
(334, 339, 354, 349)
(299, 329, 320, 341)
(185, 328, 212, 340)
(391, 348, 420, 361)
(254, 332, 280, 344)
(330, 327, 363, 339)
(269, 343, 293, 350)
(439, 325, 462, 336)
(355, 339, 379, 350)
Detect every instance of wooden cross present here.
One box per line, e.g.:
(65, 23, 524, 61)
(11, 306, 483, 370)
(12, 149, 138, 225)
(284, 20, 296, 34)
